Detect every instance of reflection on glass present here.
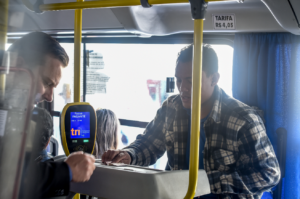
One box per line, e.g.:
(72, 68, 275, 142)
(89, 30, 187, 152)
(85, 44, 185, 122)
(53, 43, 83, 112)
(51, 43, 234, 168)
(53, 117, 64, 155)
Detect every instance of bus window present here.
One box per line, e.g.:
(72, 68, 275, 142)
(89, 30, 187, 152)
(51, 43, 234, 164)
(211, 45, 233, 97)
(52, 43, 84, 155)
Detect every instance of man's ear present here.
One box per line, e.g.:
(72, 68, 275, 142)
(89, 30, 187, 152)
(211, 73, 220, 87)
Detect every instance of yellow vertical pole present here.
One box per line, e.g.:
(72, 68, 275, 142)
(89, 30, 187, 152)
(184, 19, 204, 199)
(74, 0, 83, 103)
(73, 1, 83, 198)
(0, 0, 9, 100)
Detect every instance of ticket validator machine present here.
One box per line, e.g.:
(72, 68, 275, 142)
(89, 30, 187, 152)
(60, 102, 97, 155)
(59, 102, 211, 199)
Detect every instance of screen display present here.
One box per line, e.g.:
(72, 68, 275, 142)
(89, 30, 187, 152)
(70, 112, 90, 139)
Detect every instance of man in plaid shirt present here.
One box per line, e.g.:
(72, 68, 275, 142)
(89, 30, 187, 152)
(102, 45, 280, 199)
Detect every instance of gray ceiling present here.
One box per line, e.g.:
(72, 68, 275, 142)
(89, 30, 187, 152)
(7, 0, 300, 36)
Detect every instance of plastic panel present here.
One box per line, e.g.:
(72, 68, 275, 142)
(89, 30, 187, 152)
(70, 164, 211, 199)
(290, 0, 300, 25)
(262, 0, 300, 35)
(111, 0, 285, 35)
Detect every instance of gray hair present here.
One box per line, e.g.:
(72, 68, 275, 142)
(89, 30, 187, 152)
(93, 109, 119, 158)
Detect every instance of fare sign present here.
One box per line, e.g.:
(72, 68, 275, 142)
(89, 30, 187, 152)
(213, 14, 235, 30)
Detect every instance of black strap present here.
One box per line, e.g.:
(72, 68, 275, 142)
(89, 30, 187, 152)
(140, 0, 152, 8)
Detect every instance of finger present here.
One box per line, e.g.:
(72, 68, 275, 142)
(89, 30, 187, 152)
(101, 151, 108, 162)
(86, 154, 95, 163)
(108, 150, 119, 162)
(70, 151, 84, 156)
(111, 152, 126, 163)
(102, 150, 114, 162)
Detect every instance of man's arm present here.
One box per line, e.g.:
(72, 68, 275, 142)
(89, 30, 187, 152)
(37, 161, 71, 197)
(102, 100, 172, 166)
(25, 152, 95, 198)
(211, 119, 280, 195)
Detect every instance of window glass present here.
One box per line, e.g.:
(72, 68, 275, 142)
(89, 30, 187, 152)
(53, 43, 234, 168)
(53, 43, 84, 111)
(5, 43, 11, 50)
(52, 43, 83, 155)
(211, 45, 233, 96)
(85, 44, 185, 122)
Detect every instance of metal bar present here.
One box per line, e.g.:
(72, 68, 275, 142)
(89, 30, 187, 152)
(73, 0, 83, 103)
(83, 43, 86, 102)
(39, 0, 235, 11)
(39, 0, 187, 11)
(184, 19, 203, 199)
(0, 0, 9, 101)
(119, 119, 148, 128)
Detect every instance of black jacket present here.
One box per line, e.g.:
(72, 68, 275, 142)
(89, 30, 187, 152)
(20, 158, 70, 198)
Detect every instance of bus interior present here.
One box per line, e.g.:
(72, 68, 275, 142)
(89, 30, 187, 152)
(0, 0, 300, 198)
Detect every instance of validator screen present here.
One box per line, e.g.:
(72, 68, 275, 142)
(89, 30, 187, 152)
(70, 112, 90, 139)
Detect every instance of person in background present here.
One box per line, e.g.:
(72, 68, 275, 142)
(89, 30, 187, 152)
(31, 107, 54, 162)
(93, 109, 119, 159)
(102, 44, 280, 199)
(7, 32, 95, 198)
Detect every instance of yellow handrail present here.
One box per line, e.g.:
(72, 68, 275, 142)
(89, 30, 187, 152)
(73, 0, 83, 197)
(0, 0, 8, 100)
(183, 19, 203, 199)
(39, 0, 236, 11)
(73, 0, 83, 103)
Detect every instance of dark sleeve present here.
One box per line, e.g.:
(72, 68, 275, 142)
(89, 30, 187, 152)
(22, 161, 70, 198)
(37, 161, 70, 197)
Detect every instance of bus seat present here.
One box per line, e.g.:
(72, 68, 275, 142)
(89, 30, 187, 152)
(46, 137, 59, 157)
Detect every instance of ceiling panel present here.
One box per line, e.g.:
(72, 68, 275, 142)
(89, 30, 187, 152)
(290, 0, 300, 25)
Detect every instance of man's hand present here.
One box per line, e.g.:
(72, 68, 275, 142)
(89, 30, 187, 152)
(65, 152, 96, 182)
(102, 150, 131, 164)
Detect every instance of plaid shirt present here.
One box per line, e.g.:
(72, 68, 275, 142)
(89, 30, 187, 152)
(124, 86, 280, 199)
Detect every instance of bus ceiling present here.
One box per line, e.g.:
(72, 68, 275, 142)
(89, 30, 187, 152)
(6, 0, 300, 37)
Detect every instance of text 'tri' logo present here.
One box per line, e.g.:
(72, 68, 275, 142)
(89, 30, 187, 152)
(71, 128, 80, 136)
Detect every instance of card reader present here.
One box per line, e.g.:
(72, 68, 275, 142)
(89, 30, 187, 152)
(60, 102, 96, 155)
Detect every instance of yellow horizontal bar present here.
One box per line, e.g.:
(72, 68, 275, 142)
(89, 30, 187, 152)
(40, 0, 235, 11)
(206, 0, 237, 1)
(40, 0, 191, 11)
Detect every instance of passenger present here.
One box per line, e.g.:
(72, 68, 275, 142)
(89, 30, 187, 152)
(31, 107, 54, 162)
(102, 44, 280, 198)
(8, 32, 95, 198)
(93, 109, 119, 159)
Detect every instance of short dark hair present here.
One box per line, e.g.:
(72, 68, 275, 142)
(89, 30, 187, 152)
(176, 44, 218, 76)
(8, 32, 69, 68)
(31, 107, 53, 151)
(93, 109, 119, 159)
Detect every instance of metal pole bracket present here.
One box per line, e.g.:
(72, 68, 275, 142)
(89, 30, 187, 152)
(140, 0, 152, 8)
(34, 0, 45, 13)
(189, 0, 208, 20)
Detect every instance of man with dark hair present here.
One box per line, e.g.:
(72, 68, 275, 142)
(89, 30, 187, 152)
(102, 44, 280, 198)
(8, 31, 69, 104)
(31, 107, 54, 162)
(8, 32, 95, 198)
